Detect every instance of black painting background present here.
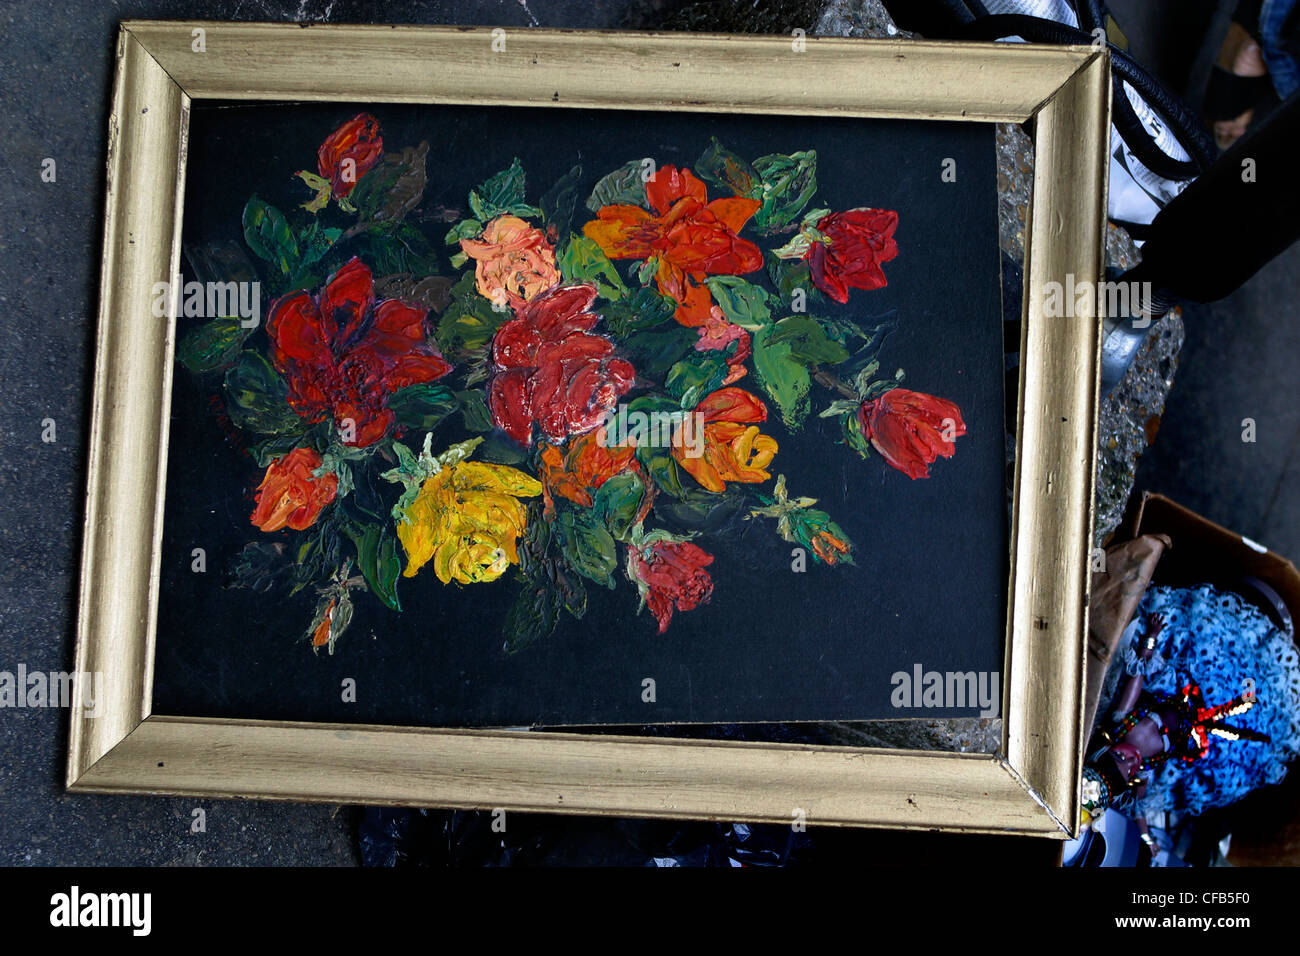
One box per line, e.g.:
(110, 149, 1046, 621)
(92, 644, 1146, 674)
(153, 102, 1006, 727)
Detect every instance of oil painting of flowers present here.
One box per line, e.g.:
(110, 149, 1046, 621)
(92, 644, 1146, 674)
(157, 104, 1006, 727)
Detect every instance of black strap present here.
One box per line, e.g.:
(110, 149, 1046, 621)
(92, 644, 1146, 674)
(957, 14, 1218, 179)
(1121, 89, 1300, 305)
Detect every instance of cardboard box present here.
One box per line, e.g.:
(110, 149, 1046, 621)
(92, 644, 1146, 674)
(1125, 492, 1300, 636)
(1123, 491, 1300, 865)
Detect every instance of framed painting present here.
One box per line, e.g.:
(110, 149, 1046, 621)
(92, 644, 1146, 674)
(69, 22, 1107, 835)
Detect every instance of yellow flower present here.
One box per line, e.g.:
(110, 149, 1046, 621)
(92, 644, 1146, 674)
(396, 461, 542, 584)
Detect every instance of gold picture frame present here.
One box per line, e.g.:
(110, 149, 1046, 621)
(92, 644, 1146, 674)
(69, 21, 1108, 836)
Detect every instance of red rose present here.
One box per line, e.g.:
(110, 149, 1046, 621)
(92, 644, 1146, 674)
(806, 208, 899, 304)
(627, 539, 715, 633)
(318, 113, 383, 198)
(250, 447, 338, 532)
(266, 257, 452, 447)
(857, 388, 966, 480)
(488, 285, 636, 445)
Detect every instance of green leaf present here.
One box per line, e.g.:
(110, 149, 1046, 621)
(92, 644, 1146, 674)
(503, 579, 561, 654)
(288, 221, 343, 290)
(352, 142, 428, 225)
(768, 315, 851, 365)
(602, 287, 675, 336)
(863, 371, 904, 400)
(556, 570, 588, 620)
(228, 540, 292, 592)
(750, 150, 818, 232)
(653, 487, 745, 534)
(752, 324, 812, 430)
(285, 516, 345, 596)
(843, 407, 873, 460)
(177, 316, 254, 374)
(593, 472, 647, 541)
(248, 431, 313, 469)
(586, 159, 649, 212)
(436, 273, 507, 358)
(636, 257, 657, 286)
(343, 520, 402, 612)
(819, 398, 862, 419)
(770, 232, 815, 261)
(242, 197, 297, 276)
(223, 350, 306, 435)
(694, 137, 757, 196)
(357, 221, 439, 276)
(509, 501, 588, 638)
(387, 384, 460, 431)
(476, 434, 529, 465)
(348, 160, 396, 221)
(469, 158, 528, 221)
(626, 393, 684, 418)
(638, 450, 687, 500)
(665, 354, 728, 409)
(767, 257, 820, 308)
(392, 439, 419, 475)
(557, 235, 628, 301)
(458, 389, 493, 432)
(554, 508, 618, 588)
(372, 273, 454, 315)
(297, 222, 343, 270)
(704, 276, 771, 330)
(444, 218, 484, 246)
(618, 325, 698, 380)
(608, 394, 685, 454)
(539, 164, 583, 239)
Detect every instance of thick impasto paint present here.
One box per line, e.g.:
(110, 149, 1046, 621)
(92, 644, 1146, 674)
(155, 103, 1006, 727)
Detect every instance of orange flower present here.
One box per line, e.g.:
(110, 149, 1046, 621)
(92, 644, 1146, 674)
(311, 598, 336, 647)
(672, 387, 778, 493)
(582, 166, 762, 326)
(250, 447, 339, 532)
(811, 529, 851, 565)
(460, 214, 560, 308)
(538, 429, 642, 512)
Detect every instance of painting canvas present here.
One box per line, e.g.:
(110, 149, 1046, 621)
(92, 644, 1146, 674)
(151, 101, 1006, 728)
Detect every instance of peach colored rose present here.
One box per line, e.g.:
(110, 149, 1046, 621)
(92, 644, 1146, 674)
(459, 215, 560, 308)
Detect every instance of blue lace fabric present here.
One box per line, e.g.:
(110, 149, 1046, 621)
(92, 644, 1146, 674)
(1096, 584, 1300, 819)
